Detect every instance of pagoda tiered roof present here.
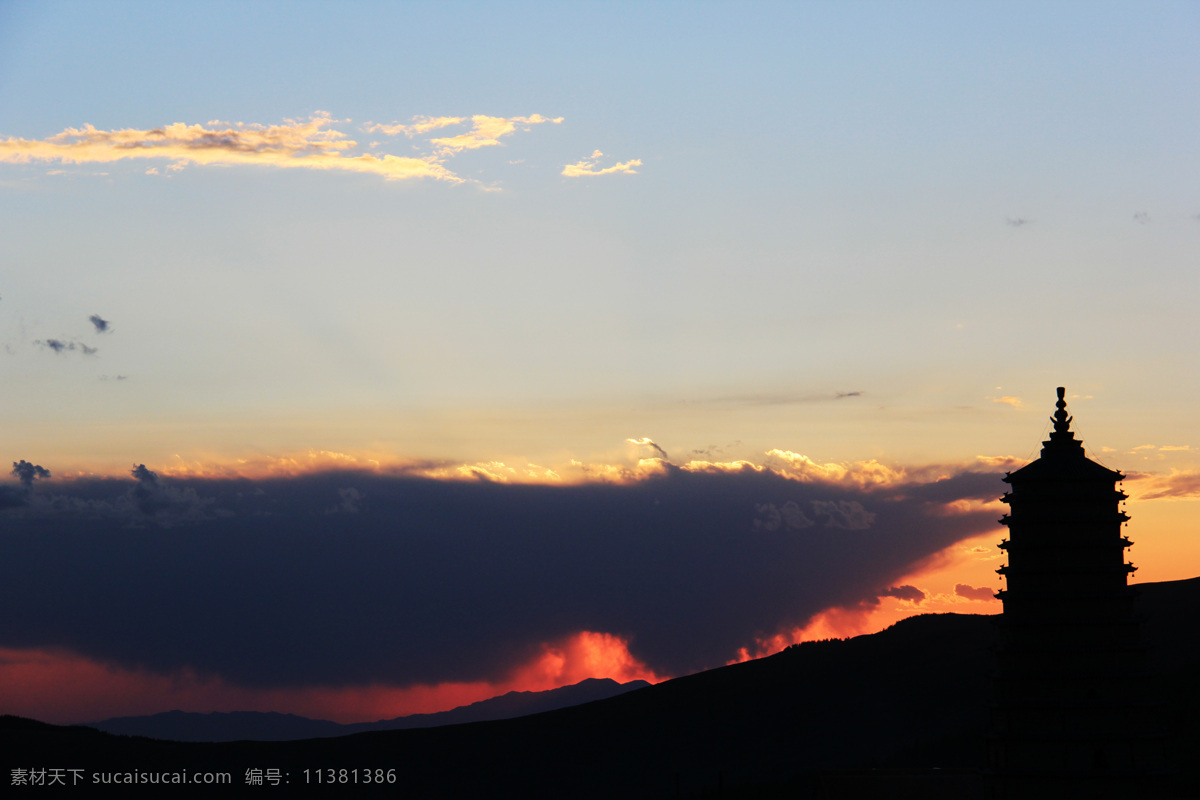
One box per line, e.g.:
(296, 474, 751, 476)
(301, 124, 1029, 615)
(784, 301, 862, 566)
(1004, 387, 1124, 483)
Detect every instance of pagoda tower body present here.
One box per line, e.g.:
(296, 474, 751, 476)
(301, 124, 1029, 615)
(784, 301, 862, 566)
(990, 388, 1167, 797)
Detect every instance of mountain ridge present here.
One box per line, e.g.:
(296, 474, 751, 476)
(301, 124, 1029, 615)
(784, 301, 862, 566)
(85, 676, 652, 742)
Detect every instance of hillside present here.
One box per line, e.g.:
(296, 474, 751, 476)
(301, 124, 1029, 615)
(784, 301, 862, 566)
(5, 577, 1198, 798)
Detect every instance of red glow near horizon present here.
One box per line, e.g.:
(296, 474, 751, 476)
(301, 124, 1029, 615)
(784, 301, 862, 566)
(726, 538, 1005, 665)
(728, 589, 1005, 664)
(727, 604, 885, 664)
(0, 631, 666, 726)
(511, 630, 668, 689)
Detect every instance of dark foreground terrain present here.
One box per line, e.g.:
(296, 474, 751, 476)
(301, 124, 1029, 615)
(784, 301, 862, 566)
(6, 577, 1199, 798)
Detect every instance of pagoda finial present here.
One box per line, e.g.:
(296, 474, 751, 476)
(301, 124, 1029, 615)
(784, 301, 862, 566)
(1044, 386, 1083, 455)
(1052, 386, 1072, 433)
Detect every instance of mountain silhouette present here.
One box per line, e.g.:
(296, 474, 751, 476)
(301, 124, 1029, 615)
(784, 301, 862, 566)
(86, 677, 651, 742)
(4, 577, 1196, 797)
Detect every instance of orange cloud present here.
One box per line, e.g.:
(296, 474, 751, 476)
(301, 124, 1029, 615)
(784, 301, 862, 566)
(150, 449, 388, 480)
(42, 439, 1024, 511)
(681, 459, 765, 474)
(561, 149, 642, 177)
(456, 461, 518, 482)
(727, 603, 883, 664)
(986, 395, 1023, 408)
(508, 631, 667, 690)
(726, 579, 1005, 666)
(763, 449, 907, 488)
(68, 444, 973, 492)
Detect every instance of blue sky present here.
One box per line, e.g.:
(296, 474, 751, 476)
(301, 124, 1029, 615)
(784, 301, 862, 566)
(3, 2, 1199, 472)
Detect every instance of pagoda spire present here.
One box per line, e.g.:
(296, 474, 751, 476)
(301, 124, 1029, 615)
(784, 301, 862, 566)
(1042, 386, 1084, 457)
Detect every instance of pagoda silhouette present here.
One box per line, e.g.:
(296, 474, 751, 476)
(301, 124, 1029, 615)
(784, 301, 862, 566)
(989, 387, 1169, 797)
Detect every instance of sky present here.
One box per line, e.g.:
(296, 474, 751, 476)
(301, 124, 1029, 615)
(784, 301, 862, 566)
(2, 1, 1199, 725)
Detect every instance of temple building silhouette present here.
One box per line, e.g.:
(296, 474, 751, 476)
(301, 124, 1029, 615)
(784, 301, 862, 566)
(990, 387, 1168, 796)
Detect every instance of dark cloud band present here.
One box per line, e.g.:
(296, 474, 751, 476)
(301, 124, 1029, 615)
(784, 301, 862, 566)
(0, 466, 999, 690)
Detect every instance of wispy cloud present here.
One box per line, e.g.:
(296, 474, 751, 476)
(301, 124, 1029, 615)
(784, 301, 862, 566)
(954, 583, 996, 601)
(626, 437, 670, 461)
(562, 149, 642, 177)
(0, 112, 563, 185)
(986, 395, 1023, 408)
(36, 339, 97, 355)
(364, 116, 465, 137)
(89, 314, 110, 333)
(1132, 469, 1200, 500)
(695, 390, 865, 408)
(427, 114, 562, 154)
(1129, 444, 1190, 454)
(364, 114, 562, 158)
(878, 584, 925, 603)
(975, 455, 1024, 470)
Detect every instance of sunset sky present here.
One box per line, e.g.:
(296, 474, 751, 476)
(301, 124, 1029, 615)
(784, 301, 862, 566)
(2, 1, 1199, 726)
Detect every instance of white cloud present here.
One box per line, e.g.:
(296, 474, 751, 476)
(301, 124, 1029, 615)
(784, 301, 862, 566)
(364, 116, 465, 137)
(1, 112, 565, 185)
(0, 113, 461, 183)
(429, 114, 563, 154)
(562, 149, 642, 177)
